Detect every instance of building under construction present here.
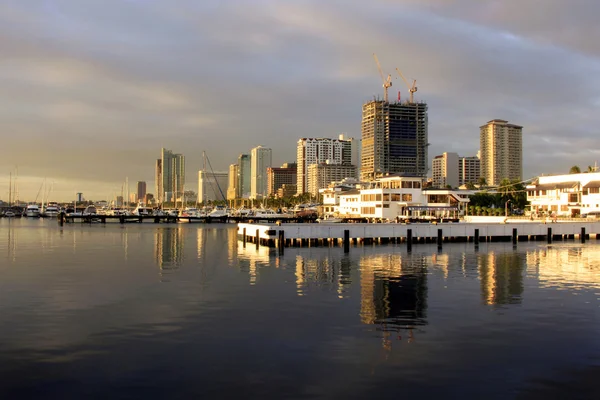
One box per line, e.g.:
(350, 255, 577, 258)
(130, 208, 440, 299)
(360, 100, 429, 181)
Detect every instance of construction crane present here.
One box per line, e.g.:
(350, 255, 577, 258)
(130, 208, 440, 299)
(395, 68, 417, 103)
(373, 53, 392, 103)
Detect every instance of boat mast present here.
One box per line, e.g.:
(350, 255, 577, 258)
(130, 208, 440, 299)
(8, 171, 11, 207)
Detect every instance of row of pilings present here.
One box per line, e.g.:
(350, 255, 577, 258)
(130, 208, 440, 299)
(241, 226, 593, 254)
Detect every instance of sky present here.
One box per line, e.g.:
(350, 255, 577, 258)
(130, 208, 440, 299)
(2, 0, 600, 202)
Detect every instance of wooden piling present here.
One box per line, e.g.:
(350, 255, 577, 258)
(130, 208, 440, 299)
(344, 230, 350, 253)
(512, 228, 518, 245)
(547, 227, 552, 244)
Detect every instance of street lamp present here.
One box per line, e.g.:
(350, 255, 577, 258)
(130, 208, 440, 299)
(505, 199, 511, 217)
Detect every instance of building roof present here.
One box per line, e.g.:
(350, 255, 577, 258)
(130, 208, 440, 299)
(583, 181, 600, 188)
(531, 181, 579, 190)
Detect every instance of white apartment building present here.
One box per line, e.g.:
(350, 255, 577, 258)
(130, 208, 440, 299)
(250, 146, 272, 199)
(432, 152, 459, 188)
(307, 163, 358, 197)
(432, 152, 480, 188)
(527, 172, 600, 217)
(480, 119, 522, 186)
(296, 135, 356, 195)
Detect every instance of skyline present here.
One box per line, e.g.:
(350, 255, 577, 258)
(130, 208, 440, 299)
(2, 0, 600, 201)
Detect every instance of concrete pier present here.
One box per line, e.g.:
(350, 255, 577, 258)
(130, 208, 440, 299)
(237, 221, 600, 248)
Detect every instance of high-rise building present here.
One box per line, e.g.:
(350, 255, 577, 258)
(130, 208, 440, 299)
(307, 163, 358, 196)
(227, 163, 239, 200)
(250, 146, 272, 199)
(480, 119, 522, 186)
(360, 100, 428, 181)
(267, 163, 297, 196)
(296, 135, 356, 194)
(155, 148, 185, 203)
(198, 170, 228, 203)
(432, 152, 481, 188)
(137, 181, 147, 202)
(237, 154, 251, 199)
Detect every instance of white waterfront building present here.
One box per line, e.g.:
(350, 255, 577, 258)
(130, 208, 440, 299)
(319, 175, 473, 221)
(527, 172, 600, 217)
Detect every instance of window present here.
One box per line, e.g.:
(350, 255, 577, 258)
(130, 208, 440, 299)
(402, 194, 412, 202)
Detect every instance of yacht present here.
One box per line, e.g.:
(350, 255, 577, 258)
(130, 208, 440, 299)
(4, 210, 16, 218)
(254, 209, 290, 218)
(131, 205, 153, 216)
(208, 205, 229, 218)
(43, 203, 60, 218)
(83, 205, 97, 215)
(181, 207, 199, 217)
(25, 204, 41, 218)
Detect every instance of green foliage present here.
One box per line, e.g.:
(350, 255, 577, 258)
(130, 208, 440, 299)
(570, 165, 581, 174)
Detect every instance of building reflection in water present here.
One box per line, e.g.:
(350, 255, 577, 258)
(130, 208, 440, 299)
(526, 246, 600, 291)
(154, 227, 184, 274)
(478, 251, 525, 305)
(294, 253, 354, 298)
(359, 253, 428, 330)
(236, 239, 273, 285)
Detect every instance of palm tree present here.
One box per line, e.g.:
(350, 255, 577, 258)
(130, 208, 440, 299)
(570, 165, 581, 174)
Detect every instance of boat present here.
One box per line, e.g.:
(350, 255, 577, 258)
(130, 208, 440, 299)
(43, 203, 60, 218)
(131, 205, 153, 216)
(208, 205, 229, 218)
(83, 205, 97, 215)
(25, 204, 41, 218)
(181, 207, 199, 217)
(317, 214, 344, 223)
(254, 209, 291, 219)
(4, 210, 16, 218)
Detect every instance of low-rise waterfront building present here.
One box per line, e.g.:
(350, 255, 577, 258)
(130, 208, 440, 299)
(526, 172, 600, 217)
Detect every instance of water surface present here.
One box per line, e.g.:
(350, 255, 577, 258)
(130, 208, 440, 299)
(1, 219, 599, 399)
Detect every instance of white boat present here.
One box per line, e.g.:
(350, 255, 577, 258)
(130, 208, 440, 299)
(107, 207, 128, 216)
(131, 205, 153, 216)
(254, 209, 290, 218)
(4, 210, 16, 218)
(26, 204, 41, 218)
(83, 205, 97, 215)
(317, 215, 344, 223)
(208, 205, 229, 218)
(235, 207, 252, 217)
(181, 207, 199, 217)
(43, 203, 60, 218)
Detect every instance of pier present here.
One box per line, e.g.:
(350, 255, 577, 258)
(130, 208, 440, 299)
(238, 221, 600, 250)
(57, 213, 317, 225)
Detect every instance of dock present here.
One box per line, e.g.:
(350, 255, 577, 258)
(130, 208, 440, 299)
(57, 213, 317, 225)
(237, 221, 600, 251)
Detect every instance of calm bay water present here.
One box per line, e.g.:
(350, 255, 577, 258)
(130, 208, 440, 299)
(0, 218, 599, 399)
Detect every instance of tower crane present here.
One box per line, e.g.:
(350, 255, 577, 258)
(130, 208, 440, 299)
(373, 53, 392, 103)
(395, 68, 417, 103)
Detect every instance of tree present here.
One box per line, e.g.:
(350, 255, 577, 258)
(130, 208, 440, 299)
(569, 165, 581, 174)
(478, 177, 487, 187)
(465, 182, 476, 190)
